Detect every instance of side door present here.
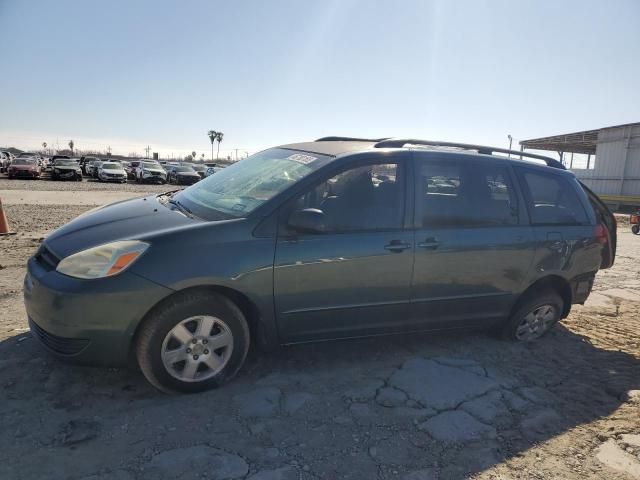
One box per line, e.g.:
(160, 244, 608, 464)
(410, 153, 535, 329)
(514, 167, 601, 279)
(274, 157, 415, 343)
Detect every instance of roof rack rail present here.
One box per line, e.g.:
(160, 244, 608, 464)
(315, 136, 389, 143)
(373, 138, 565, 170)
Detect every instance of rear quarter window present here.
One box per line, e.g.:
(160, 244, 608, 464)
(516, 168, 589, 225)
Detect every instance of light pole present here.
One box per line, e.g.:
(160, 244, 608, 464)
(507, 135, 513, 158)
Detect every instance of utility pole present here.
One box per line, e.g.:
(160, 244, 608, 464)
(507, 135, 513, 159)
(235, 149, 239, 161)
(106, 146, 112, 156)
(145, 145, 151, 158)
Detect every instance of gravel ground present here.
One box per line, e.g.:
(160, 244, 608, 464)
(0, 186, 639, 480)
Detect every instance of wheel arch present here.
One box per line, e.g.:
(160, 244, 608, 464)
(130, 284, 277, 357)
(512, 275, 572, 319)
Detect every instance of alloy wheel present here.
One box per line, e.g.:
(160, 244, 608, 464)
(515, 304, 557, 341)
(160, 316, 234, 382)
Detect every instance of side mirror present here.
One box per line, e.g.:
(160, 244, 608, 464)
(288, 208, 327, 234)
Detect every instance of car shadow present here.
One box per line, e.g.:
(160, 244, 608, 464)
(0, 323, 638, 479)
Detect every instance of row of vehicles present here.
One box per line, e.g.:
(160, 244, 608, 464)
(1, 151, 222, 184)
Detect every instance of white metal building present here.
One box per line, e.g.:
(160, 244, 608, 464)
(520, 122, 640, 208)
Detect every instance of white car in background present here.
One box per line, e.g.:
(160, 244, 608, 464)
(97, 161, 127, 183)
(136, 160, 167, 184)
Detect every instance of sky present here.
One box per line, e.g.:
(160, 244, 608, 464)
(0, 0, 639, 159)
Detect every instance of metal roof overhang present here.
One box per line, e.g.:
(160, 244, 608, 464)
(520, 122, 640, 155)
(520, 130, 598, 155)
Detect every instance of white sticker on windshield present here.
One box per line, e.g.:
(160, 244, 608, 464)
(288, 153, 317, 165)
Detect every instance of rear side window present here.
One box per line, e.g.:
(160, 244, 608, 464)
(416, 159, 519, 228)
(517, 169, 588, 225)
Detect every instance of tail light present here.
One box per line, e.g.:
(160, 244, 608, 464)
(631, 214, 639, 225)
(594, 224, 608, 245)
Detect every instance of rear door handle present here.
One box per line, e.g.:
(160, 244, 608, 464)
(384, 240, 411, 252)
(417, 237, 440, 250)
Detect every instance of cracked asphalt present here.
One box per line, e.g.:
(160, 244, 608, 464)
(1, 177, 639, 479)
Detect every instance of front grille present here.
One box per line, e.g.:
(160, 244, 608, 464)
(35, 244, 60, 271)
(29, 318, 89, 356)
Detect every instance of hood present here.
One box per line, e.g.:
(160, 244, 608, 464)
(45, 195, 202, 259)
(54, 165, 80, 170)
(10, 164, 38, 170)
(178, 171, 200, 176)
(144, 168, 165, 174)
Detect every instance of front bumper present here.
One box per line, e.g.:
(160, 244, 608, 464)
(100, 174, 127, 182)
(142, 173, 166, 183)
(24, 254, 173, 366)
(176, 175, 200, 185)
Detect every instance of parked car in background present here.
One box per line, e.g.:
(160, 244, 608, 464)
(97, 161, 128, 183)
(80, 156, 99, 175)
(0, 151, 10, 172)
(166, 165, 200, 185)
(126, 160, 141, 179)
(51, 158, 83, 181)
(192, 164, 207, 178)
(137, 160, 167, 184)
(23, 138, 617, 393)
(204, 166, 222, 177)
(92, 161, 104, 179)
(7, 157, 41, 179)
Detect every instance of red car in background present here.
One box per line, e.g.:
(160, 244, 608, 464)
(7, 158, 41, 179)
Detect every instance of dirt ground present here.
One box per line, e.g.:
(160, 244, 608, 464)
(0, 177, 639, 480)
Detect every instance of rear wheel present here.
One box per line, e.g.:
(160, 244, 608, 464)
(632, 225, 640, 235)
(502, 290, 563, 342)
(136, 291, 250, 393)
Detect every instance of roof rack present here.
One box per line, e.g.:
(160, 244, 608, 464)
(315, 136, 389, 143)
(373, 138, 565, 170)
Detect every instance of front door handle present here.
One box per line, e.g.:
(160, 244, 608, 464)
(417, 237, 440, 250)
(384, 240, 411, 252)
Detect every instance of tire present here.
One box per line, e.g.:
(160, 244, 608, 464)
(501, 290, 563, 342)
(632, 225, 640, 235)
(135, 291, 250, 393)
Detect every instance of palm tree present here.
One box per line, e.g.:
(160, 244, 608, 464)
(192, 151, 196, 162)
(207, 130, 217, 161)
(215, 132, 224, 159)
(42, 142, 47, 154)
(68, 140, 74, 155)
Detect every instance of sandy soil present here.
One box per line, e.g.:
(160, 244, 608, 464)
(0, 179, 639, 480)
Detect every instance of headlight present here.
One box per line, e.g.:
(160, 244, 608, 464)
(56, 240, 149, 279)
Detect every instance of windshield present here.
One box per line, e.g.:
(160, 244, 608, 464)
(175, 148, 331, 220)
(54, 160, 76, 166)
(143, 162, 160, 169)
(102, 163, 119, 169)
(17, 153, 35, 158)
(176, 166, 195, 172)
(13, 159, 36, 165)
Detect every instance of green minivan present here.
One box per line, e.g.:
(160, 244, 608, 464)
(24, 138, 616, 393)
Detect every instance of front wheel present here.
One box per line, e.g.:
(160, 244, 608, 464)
(632, 224, 640, 235)
(501, 290, 563, 342)
(135, 291, 250, 393)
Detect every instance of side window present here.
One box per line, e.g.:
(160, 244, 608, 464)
(290, 162, 404, 233)
(416, 160, 518, 228)
(518, 169, 588, 225)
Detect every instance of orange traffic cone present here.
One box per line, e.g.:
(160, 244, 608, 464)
(0, 197, 15, 236)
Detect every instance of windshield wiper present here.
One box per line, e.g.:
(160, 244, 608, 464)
(168, 198, 194, 217)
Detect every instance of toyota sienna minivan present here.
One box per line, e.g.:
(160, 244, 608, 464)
(24, 137, 616, 393)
